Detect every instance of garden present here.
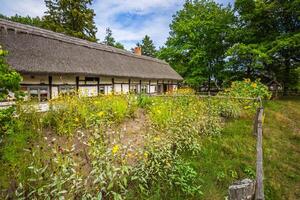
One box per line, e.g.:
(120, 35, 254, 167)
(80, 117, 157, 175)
(0, 80, 299, 200)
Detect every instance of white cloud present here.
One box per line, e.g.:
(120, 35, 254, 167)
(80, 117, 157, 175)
(0, 0, 46, 17)
(93, 0, 184, 49)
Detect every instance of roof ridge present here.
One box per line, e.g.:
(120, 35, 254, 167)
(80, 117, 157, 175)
(0, 18, 167, 65)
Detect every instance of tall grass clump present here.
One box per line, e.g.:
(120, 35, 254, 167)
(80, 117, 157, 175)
(43, 94, 138, 135)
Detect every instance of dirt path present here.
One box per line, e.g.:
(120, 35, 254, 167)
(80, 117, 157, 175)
(105, 108, 151, 164)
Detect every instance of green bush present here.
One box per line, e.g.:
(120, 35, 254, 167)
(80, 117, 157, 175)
(221, 79, 271, 100)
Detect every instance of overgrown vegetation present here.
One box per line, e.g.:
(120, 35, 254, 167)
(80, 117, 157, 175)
(2, 83, 292, 199)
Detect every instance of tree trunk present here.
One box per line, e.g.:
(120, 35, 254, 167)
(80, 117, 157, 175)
(283, 61, 290, 96)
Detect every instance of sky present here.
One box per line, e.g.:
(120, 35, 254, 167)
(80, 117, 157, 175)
(0, 0, 234, 50)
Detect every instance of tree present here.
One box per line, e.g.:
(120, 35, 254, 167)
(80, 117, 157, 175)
(103, 28, 125, 50)
(225, 43, 271, 82)
(0, 45, 22, 134)
(140, 35, 157, 57)
(0, 45, 22, 101)
(230, 0, 300, 94)
(103, 28, 115, 46)
(114, 42, 125, 50)
(158, 0, 234, 89)
(0, 14, 44, 28)
(43, 0, 98, 42)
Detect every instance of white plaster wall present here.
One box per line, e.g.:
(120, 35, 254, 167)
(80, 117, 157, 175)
(150, 85, 156, 93)
(122, 84, 129, 93)
(53, 75, 76, 84)
(114, 84, 122, 94)
(22, 75, 48, 84)
(101, 77, 112, 84)
(131, 79, 140, 84)
(115, 78, 129, 84)
(52, 86, 59, 98)
(105, 85, 113, 94)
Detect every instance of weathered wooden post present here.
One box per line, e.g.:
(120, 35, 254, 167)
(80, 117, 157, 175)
(255, 107, 264, 200)
(228, 179, 256, 200)
(253, 107, 260, 136)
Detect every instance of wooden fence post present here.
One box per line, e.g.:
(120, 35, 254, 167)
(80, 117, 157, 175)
(255, 107, 264, 200)
(229, 106, 265, 200)
(228, 179, 256, 200)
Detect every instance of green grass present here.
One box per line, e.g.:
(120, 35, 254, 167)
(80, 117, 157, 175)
(194, 97, 300, 200)
(263, 97, 300, 199)
(145, 97, 300, 200)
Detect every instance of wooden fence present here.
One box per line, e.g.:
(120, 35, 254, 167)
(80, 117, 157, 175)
(229, 105, 265, 200)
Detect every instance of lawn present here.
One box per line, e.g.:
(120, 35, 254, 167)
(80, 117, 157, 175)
(190, 97, 300, 200)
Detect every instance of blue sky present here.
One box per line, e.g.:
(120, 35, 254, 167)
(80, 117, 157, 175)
(0, 0, 234, 50)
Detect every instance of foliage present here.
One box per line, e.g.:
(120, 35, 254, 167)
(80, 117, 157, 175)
(103, 28, 125, 49)
(212, 98, 241, 119)
(0, 94, 263, 199)
(134, 35, 157, 57)
(231, 0, 300, 93)
(158, 0, 234, 88)
(0, 14, 44, 27)
(225, 43, 271, 80)
(44, 94, 136, 135)
(158, 0, 299, 92)
(0, 45, 22, 101)
(221, 79, 271, 100)
(0, 45, 22, 149)
(173, 87, 196, 95)
(43, 0, 98, 42)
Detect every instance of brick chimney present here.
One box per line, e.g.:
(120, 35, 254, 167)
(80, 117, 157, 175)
(134, 47, 142, 56)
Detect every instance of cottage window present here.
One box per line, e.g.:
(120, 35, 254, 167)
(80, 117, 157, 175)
(130, 84, 138, 93)
(27, 86, 49, 102)
(59, 85, 76, 95)
(141, 85, 147, 93)
(99, 86, 105, 94)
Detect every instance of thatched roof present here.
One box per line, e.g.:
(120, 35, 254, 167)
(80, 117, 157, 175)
(0, 19, 182, 81)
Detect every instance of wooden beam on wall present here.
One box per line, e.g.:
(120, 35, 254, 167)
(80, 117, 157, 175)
(112, 78, 115, 94)
(48, 76, 52, 99)
(76, 76, 79, 92)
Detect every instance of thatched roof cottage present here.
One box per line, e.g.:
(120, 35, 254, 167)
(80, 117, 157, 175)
(0, 19, 182, 101)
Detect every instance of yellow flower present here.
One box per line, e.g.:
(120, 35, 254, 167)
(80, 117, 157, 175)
(112, 145, 119, 154)
(244, 78, 251, 83)
(144, 152, 148, 159)
(97, 111, 105, 117)
(153, 136, 161, 142)
(75, 117, 79, 122)
(251, 83, 257, 88)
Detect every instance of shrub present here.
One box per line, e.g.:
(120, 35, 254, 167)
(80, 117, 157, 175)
(219, 79, 271, 110)
(221, 79, 271, 100)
